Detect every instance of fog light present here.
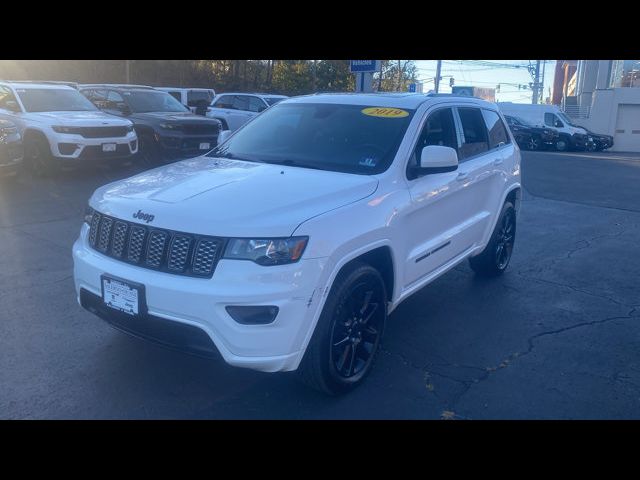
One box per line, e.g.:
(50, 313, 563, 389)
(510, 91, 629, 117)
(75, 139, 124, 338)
(130, 139, 138, 151)
(58, 143, 78, 155)
(225, 305, 279, 325)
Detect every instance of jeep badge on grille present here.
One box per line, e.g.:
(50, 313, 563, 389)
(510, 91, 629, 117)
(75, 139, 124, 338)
(133, 210, 155, 223)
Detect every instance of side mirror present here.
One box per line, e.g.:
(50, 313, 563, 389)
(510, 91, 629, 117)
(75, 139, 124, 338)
(418, 145, 459, 173)
(554, 120, 563, 128)
(217, 129, 232, 145)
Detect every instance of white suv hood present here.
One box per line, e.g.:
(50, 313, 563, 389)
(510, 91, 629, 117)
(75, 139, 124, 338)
(29, 111, 131, 126)
(91, 157, 379, 237)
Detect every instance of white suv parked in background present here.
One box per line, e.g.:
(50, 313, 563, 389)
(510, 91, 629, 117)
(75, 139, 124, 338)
(73, 93, 521, 394)
(0, 82, 138, 175)
(206, 92, 288, 131)
(157, 87, 216, 115)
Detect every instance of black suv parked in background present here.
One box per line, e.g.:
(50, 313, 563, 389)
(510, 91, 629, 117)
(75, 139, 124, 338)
(504, 115, 559, 151)
(80, 85, 221, 166)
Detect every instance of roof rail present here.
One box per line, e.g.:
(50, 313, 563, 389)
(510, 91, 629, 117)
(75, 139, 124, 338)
(78, 83, 155, 89)
(0, 80, 79, 88)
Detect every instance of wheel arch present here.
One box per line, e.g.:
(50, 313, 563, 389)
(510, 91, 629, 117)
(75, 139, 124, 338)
(292, 240, 398, 370)
(22, 128, 53, 153)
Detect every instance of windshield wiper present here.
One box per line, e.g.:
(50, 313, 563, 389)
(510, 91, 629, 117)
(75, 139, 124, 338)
(210, 151, 265, 163)
(264, 159, 332, 171)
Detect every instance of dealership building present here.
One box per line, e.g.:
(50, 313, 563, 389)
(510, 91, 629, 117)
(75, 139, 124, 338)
(553, 60, 640, 152)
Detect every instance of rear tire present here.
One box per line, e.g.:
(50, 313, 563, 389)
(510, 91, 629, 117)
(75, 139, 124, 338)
(469, 201, 516, 277)
(297, 262, 387, 395)
(527, 136, 541, 151)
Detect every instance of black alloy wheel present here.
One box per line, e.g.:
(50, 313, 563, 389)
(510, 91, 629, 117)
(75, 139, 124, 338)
(495, 208, 516, 270)
(297, 262, 387, 395)
(330, 278, 384, 381)
(527, 136, 541, 151)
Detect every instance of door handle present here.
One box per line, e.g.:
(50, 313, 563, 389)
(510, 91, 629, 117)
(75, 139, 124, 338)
(493, 158, 504, 166)
(456, 172, 469, 182)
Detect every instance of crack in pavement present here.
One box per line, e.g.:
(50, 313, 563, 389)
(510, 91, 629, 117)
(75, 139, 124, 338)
(380, 307, 638, 419)
(513, 272, 634, 309)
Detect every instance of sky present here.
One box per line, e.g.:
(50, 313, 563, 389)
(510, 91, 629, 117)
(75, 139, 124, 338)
(414, 60, 557, 103)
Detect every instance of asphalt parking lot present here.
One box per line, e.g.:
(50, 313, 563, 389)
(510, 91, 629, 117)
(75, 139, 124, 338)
(1, 150, 640, 419)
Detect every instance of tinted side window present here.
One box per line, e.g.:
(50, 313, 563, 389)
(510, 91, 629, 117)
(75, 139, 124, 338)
(544, 112, 563, 127)
(168, 91, 182, 102)
(481, 109, 510, 149)
(232, 95, 251, 111)
(105, 90, 127, 111)
(214, 95, 233, 109)
(458, 107, 489, 160)
(187, 90, 214, 106)
(248, 96, 267, 113)
(407, 108, 458, 179)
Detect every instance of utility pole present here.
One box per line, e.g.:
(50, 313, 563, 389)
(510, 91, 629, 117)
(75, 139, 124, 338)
(540, 60, 546, 104)
(312, 60, 317, 91)
(434, 60, 442, 93)
(532, 60, 541, 104)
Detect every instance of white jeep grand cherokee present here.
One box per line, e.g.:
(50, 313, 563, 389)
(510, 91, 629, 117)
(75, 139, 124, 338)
(0, 82, 138, 175)
(73, 93, 521, 395)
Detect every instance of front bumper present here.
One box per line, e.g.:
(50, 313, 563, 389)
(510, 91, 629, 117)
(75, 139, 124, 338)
(570, 133, 590, 150)
(50, 131, 138, 160)
(154, 134, 219, 160)
(72, 224, 327, 372)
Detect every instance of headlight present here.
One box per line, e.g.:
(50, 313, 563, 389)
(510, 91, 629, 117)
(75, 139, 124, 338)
(52, 125, 78, 134)
(83, 206, 94, 226)
(159, 123, 181, 130)
(0, 126, 18, 136)
(223, 237, 308, 266)
(126, 124, 134, 132)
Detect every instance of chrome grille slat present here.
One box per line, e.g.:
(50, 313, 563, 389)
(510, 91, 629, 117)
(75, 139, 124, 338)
(89, 212, 101, 246)
(127, 226, 147, 263)
(146, 231, 168, 268)
(111, 221, 128, 258)
(97, 217, 113, 252)
(168, 235, 192, 272)
(192, 239, 218, 275)
(87, 212, 221, 278)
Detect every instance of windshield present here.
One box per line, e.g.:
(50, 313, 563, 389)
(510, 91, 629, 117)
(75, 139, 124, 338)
(123, 90, 190, 113)
(265, 97, 286, 106)
(207, 102, 415, 175)
(17, 88, 98, 112)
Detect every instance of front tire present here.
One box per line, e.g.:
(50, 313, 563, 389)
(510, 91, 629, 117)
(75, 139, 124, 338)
(297, 262, 387, 395)
(137, 134, 164, 169)
(555, 138, 569, 152)
(25, 136, 57, 177)
(469, 201, 516, 277)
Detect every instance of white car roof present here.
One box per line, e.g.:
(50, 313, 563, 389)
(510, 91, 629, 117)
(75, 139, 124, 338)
(2, 82, 75, 91)
(284, 92, 495, 110)
(159, 87, 214, 91)
(216, 93, 288, 98)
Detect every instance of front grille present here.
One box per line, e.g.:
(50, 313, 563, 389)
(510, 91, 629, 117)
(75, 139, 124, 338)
(182, 124, 220, 135)
(77, 126, 129, 138)
(88, 212, 223, 278)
